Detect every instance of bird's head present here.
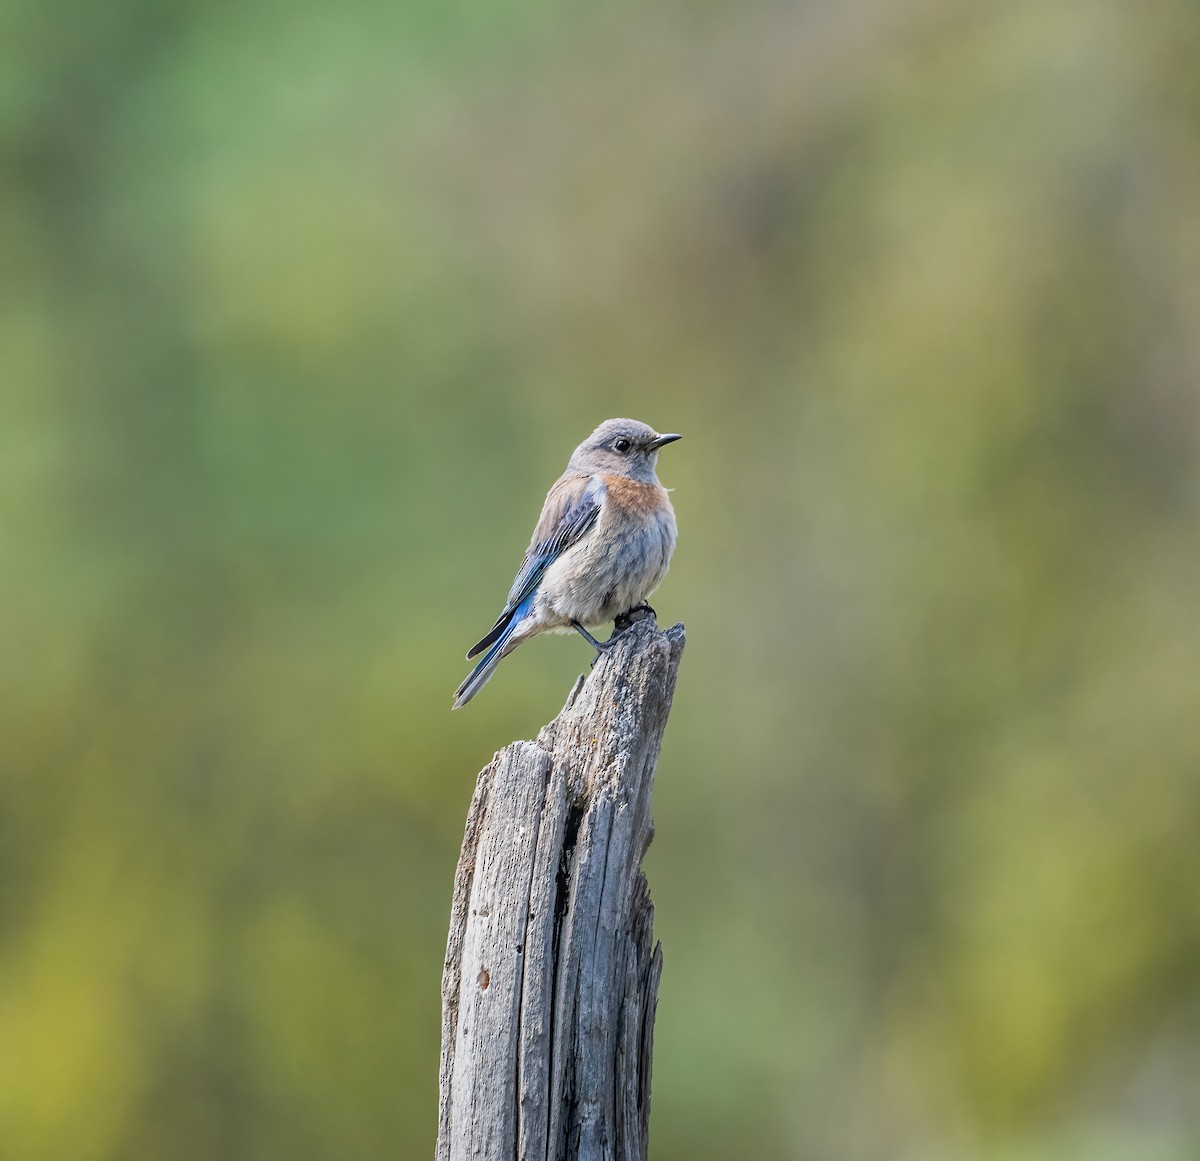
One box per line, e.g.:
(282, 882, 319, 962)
(567, 418, 681, 483)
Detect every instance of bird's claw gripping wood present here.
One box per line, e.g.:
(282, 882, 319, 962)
(615, 602, 656, 631)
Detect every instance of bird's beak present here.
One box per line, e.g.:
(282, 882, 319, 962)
(650, 433, 682, 450)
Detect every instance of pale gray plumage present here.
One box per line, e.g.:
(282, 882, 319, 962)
(454, 418, 680, 708)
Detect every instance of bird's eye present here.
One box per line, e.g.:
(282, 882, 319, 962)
(613, 438, 632, 453)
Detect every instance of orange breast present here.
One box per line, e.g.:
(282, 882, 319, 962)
(600, 474, 669, 518)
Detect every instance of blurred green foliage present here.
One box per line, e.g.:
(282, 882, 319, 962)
(3, 0, 1200, 1157)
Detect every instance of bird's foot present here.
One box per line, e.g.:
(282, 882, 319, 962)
(614, 602, 656, 632)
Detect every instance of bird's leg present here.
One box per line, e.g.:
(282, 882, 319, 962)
(574, 603, 660, 666)
(571, 621, 616, 668)
(571, 621, 613, 661)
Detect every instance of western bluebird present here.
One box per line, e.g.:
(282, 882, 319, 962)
(453, 418, 681, 709)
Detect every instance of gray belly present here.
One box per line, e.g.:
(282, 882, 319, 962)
(538, 511, 676, 627)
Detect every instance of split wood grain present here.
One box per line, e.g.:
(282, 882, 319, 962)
(437, 614, 685, 1161)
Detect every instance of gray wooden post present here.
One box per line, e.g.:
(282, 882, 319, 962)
(436, 613, 685, 1161)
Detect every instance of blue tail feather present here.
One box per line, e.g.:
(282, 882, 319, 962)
(466, 610, 512, 660)
(453, 598, 532, 708)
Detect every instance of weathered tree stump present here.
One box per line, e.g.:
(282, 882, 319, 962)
(437, 613, 685, 1161)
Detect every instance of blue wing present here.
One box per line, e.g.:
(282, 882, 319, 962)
(466, 474, 604, 659)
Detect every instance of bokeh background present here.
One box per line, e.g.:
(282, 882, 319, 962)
(4, 0, 1199, 1158)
